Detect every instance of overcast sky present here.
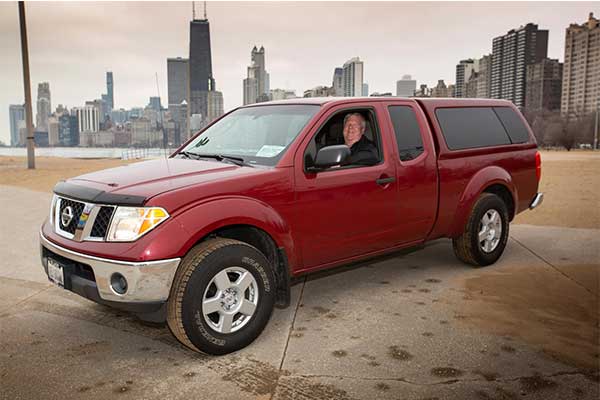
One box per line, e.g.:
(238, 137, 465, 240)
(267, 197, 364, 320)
(0, 1, 597, 144)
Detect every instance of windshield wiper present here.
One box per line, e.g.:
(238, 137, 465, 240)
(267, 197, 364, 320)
(177, 151, 201, 159)
(195, 154, 252, 167)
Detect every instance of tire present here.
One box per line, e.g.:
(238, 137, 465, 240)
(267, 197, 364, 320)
(452, 193, 510, 267)
(167, 238, 276, 355)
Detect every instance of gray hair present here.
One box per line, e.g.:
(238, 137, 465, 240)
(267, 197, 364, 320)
(343, 113, 366, 130)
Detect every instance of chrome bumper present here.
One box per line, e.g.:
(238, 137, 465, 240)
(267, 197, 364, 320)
(529, 192, 544, 209)
(40, 232, 180, 303)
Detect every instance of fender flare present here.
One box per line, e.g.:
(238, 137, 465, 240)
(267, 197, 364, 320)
(449, 166, 518, 237)
(173, 196, 297, 267)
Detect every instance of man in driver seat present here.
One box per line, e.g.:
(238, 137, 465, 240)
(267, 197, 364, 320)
(342, 113, 379, 166)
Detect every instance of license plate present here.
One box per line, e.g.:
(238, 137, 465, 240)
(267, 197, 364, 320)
(47, 258, 64, 287)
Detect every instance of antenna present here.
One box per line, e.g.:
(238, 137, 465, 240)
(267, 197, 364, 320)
(155, 72, 167, 158)
(203, 1, 207, 19)
(192, 1, 195, 20)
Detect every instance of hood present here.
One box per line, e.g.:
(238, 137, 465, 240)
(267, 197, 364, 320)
(56, 158, 259, 205)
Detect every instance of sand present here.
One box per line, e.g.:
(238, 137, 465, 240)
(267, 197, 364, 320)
(513, 151, 600, 229)
(0, 156, 133, 193)
(1, 151, 598, 229)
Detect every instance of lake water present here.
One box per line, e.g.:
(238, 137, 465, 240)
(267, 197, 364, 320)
(0, 147, 175, 159)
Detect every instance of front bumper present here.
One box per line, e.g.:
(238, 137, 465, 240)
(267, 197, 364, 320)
(529, 192, 544, 209)
(40, 231, 180, 304)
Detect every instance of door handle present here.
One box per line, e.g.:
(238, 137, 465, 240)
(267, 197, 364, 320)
(376, 177, 395, 186)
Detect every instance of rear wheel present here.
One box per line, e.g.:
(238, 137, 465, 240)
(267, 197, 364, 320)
(167, 238, 276, 355)
(452, 193, 509, 267)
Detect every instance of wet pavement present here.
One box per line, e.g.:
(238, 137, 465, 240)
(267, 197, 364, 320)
(1, 185, 598, 400)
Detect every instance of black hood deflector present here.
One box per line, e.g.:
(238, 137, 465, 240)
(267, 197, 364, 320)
(53, 181, 147, 206)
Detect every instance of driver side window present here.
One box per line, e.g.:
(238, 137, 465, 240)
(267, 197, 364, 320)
(304, 109, 381, 169)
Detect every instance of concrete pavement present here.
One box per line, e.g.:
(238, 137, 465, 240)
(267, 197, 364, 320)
(0, 185, 598, 400)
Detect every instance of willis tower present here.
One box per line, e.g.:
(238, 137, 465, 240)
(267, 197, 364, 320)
(189, 3, 222, 125)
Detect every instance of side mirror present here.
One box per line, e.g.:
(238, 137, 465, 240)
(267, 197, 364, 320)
(308, 145, 351, 172)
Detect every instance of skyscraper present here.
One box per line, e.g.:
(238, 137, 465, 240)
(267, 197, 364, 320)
(74, 105, 100, 133)
(455, 59, 479, 98)
(106, 72, 114, 110)
(362, 83, 369, 96)
(476, 55, 492, 98)
(167, 57, 189, 106)
(526, 58, 563, 112)
(491, 23, 549, 108)
(561, 13, 600, 118)
(36, 82, 51, 131)
(342, 57, 364, 97)
(396, 75, 417, 97)
(9, 104, 26, 146)
(189, 16, 215, 119)
(243, 46, 270, 105)
(332, 68, 343, 96)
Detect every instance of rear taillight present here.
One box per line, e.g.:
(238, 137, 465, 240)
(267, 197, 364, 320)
(535, 151, 541, 182)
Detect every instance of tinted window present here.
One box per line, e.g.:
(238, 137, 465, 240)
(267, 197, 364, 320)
(493, 107, 530, 143)
(435, 107, 511, 150)
(388, 106, 424, 161)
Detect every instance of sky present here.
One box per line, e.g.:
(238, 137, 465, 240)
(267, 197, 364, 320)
(0, 1, 597, 144)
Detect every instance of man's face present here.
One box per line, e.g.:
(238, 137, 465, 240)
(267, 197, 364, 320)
(343, 115, 365, 147)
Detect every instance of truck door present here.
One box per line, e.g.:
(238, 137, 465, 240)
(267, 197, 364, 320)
(292, 103, 401, 269)
(382, 100, 438, 244)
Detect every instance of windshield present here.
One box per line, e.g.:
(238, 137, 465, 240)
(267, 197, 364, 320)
(178, 104, 320, 166)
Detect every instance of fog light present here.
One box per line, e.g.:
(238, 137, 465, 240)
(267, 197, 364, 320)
(110, 273, 128, 295)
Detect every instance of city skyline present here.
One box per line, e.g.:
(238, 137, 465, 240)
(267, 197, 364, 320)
(0, 1, 597, 144)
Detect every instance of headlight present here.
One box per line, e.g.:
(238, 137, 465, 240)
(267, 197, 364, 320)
(106, 207, 169, 242)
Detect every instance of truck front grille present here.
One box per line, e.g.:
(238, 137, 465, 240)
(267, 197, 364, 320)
(90, 206, 115, 238)
(58, 198, 85, 234)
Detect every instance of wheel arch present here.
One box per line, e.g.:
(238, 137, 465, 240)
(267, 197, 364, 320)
(173, 197, 294, 308)
(450, 166, 518, 237)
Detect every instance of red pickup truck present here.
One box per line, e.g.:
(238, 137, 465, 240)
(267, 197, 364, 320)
(40, 97, 543, 354)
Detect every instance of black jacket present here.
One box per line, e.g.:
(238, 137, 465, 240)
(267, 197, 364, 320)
(344, 135, 379, 166)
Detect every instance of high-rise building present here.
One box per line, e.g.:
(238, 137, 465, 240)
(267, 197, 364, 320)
(9, 104, 26, 146)
(243, 46, 270, 105)
(561, 12, 600, 118)
(475, 55, 492, 98)
(48, 117, 60, 146)
(167, 57, 189, 106)
(431, 80, 452, 97)
(465, 71, 480, 98)
(332, 68, 344, 96)
(491, 23, 549, 108)
(106, 72, 114, 110)
(169, 100, 188, 145)
(148, 97, 162, 112)
(342, 57, 364, 97)
(57, 113, 79, 146)
(74, 105, 100, 133)
(396, 75, 417, 97)
(455, 59, 479, 98)
(36, 82, 51, 132)
(207, 91, 224, 123)
(189, 15, 216, 121)
(362, 83, 369, 96)
(526, 58, 563, 112)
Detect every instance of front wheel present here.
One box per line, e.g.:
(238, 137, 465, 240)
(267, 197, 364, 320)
(167, 238, 276, 355)
(452, 193, 510, 267)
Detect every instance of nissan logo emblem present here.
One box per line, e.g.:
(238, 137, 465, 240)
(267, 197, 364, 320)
(61, 206, 74, 227)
